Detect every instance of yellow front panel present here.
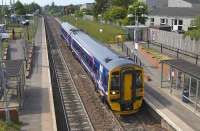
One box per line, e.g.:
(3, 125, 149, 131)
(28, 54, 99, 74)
(109, 102, 120, 111)
(133, 100, 142, 110)
(124, 74, 132, 101)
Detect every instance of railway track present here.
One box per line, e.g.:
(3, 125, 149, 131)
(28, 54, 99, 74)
(45, 16, 94, 131)
(45, 16, 166, 131)
(115, 103, 165, 131)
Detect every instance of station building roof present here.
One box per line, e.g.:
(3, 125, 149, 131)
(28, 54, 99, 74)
(161, 59, 200, 80)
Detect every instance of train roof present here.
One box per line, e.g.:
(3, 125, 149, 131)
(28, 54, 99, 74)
(61, 22, 134, 70)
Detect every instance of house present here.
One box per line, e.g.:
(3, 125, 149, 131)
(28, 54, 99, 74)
(80, 3, 94, 10)
(146, 7, 200, 31)
(141, 0, 200, 9)
(168, 0, 200, 8)
(140, 0, 168, 9)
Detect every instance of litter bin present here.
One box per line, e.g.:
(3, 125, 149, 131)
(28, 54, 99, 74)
(182, 88, 189, 103)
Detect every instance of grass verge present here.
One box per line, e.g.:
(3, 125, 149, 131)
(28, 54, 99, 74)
(141, 45, 171, 61)
(61, 16, 124, 44)
(0, 120, 22, 131)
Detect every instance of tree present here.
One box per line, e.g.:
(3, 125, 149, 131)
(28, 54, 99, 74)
(81, 8, 93, 15)
(111, 0, 131, 8)
(25, 2, 41, 14)
(94, 0, 110, 17)
(185, 16, 200, 40)
(104, 6, 127, 22)
(64, 4, 77, 15)
(75, 10, 83, 17)
(15, 1, 26, 15)
(128, 0, 148, 25)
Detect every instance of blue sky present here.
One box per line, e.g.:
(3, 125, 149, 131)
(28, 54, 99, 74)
(4, 0, 95, 6)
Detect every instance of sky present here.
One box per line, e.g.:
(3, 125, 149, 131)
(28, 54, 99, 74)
(4, 0, 95, 6)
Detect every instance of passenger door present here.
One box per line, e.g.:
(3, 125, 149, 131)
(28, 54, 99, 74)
(121, 70, 134, 102)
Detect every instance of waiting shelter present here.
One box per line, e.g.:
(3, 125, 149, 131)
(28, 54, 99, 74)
(0, 60, 25, 109)
(161, 59, 200, 113)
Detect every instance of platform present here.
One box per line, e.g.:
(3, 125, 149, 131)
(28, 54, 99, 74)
(110, 42, 200, 131)
(19, 17, 57, 131)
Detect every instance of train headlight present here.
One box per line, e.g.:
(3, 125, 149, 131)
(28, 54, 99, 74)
(112, 91, 116, 95)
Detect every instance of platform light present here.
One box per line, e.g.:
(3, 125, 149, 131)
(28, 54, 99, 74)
(99, 28, 103, 33)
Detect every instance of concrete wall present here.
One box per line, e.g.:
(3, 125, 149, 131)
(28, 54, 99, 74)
(149, 28, 200, 55)
(82, 15, 94, 21)
(168, 0, 192, 7)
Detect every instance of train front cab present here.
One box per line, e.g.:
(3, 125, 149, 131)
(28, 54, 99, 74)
(108, 65, 144, 115)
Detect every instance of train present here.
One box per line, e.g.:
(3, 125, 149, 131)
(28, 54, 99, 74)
(60, 22, 144, 115)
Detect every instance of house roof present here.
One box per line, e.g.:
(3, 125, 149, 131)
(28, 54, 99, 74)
(183, 0, 200, 4)
(149, 7, 200, 17)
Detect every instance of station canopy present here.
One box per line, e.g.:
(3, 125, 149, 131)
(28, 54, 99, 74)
(161, 59, 200, 80)
(3, 60, 24, 77)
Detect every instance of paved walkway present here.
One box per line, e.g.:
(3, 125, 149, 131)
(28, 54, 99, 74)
(19, 17, 57, 131)
(110, 42, 200, 131)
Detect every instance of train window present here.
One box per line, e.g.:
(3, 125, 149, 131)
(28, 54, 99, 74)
(111, 72, 120, 90)
(135, 71, 142, 88)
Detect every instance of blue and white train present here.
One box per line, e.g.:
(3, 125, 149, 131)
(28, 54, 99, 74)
(61, 22, 144, 115)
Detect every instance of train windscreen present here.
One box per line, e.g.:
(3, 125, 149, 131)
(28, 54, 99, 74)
(111, 72, 120, 90)
(135, 71, 142, 89)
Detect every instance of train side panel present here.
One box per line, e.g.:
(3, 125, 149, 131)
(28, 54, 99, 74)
(61, 28, 109, 98)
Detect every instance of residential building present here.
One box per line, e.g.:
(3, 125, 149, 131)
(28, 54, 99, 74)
(141, 0, 200, 9)
(140, 0, 168, 9)
(80, 3, 94, 10)
(146, 7, 200, 31)
(168, 0, 200, 7)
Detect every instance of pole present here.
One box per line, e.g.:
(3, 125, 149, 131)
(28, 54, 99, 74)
(0, 36, 10, 123)
(134, 12, 136, 44)
(2, 63, 10, 123)
(195, 80, 199, 111)
(26, 25, 29, 41)
(13, 0, 15, 14)
(1, 0, 3, 23)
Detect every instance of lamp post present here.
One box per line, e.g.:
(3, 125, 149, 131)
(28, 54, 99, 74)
(127, 5, 144, 65)
(0, 35, 10, 123)
(2, 62, 10, 123)
(98, 14, 102, 24)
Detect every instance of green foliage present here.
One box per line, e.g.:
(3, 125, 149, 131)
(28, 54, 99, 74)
(61, 16, 124, 44)
(104, 6, 127, 22)
(15, 1, 26, 15)
(45, 4, 64, 16)
(75, 10, 84, 17)
(64, 4, 77, 15)
(0, 120, 22, 131)
(111, 0, 132, 8)
(81, 8, 93, 15)
(118, 17, 129, 25)
(128, 0, 148, 25)
(94, 0, 148, 25)
(24, 2, 41, 14)
(15, 1, 41, 15)
(185, 16, 200, 40)
(94, 0, 110, 17)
